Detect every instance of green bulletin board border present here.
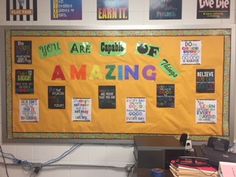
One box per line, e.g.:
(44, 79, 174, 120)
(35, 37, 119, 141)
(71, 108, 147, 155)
(5, 29, 231, 142)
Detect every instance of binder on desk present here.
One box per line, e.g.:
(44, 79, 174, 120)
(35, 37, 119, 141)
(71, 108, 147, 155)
(194, 144, 236, 167)
(169, 157, 218, 177)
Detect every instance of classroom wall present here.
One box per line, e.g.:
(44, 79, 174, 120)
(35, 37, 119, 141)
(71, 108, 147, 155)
(0, 0, 236, 177)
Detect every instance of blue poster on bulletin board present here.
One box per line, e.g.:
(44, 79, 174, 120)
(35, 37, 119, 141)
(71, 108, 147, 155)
(51, 0, 82, 20)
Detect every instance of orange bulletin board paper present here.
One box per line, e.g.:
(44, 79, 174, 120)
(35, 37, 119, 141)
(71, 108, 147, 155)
(5, 29, 231, 141)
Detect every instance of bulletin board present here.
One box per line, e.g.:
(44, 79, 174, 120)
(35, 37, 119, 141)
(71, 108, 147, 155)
(3, 28, 231, 142)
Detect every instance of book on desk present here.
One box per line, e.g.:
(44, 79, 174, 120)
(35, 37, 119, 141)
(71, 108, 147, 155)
(169, 157, 218, 177)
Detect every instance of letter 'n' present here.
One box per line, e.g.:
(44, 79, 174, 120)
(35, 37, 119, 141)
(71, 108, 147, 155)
(125, 65, 139, 80)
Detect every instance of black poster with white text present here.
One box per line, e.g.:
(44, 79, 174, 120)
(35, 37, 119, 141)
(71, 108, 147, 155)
(48, 86, 66, 109)
(98, 86, 116, 109)
(196, 69, 215, 93)
(157, 84, 175, 108)
(15, 69, 34, 94)
(15, 41, 32, 64)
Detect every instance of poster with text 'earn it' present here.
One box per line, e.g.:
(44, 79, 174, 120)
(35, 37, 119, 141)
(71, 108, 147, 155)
(97, 0, 128, 20)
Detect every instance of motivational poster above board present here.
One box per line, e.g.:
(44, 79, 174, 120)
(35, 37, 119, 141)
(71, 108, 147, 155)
(4, 29, 231, 142)
(149, 0, 182, 20)
(51, 0, 82, 20)
(197, 0, 230, 19)
(97, 0, 129, 20)
(6, 0, 38, 21)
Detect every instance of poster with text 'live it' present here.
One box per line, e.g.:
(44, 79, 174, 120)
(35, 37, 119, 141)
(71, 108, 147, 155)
(51, 0, 82, 20)
(126, 98, 146, 123)
(197, 0, 230, 19)
(72, 98, 92, 121)
(196, 100, 217, 123)
(97, 0, 128, 20)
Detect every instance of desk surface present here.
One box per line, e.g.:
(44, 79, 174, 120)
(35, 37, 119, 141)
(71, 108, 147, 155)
(134, 136, 184, 150)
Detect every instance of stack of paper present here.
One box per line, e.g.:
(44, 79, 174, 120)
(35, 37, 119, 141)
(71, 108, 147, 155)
(219, 161, 236, 177)
(169, 159, 219, 177)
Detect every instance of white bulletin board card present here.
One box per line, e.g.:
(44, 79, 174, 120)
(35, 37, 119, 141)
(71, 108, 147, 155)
(126, 98, 146, 123)
(20, 99, 39, 122)
(72, 98, 92, 121)
(180, 40, 202, 65)
(196, 100, 217, 124)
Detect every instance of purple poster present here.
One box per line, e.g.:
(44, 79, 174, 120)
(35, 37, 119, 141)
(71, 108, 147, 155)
(51, 0, 82, 20)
